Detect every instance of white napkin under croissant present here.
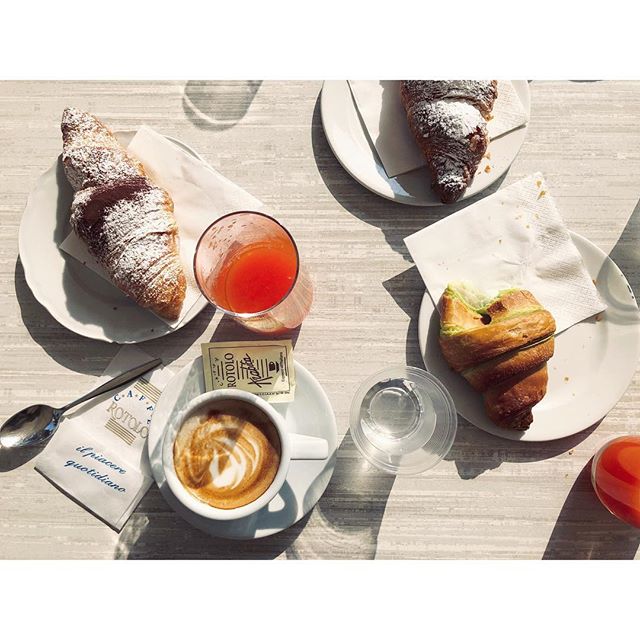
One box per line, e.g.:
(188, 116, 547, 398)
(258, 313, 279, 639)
(404, 173, 606, 333)
(349, 80, 529, 178)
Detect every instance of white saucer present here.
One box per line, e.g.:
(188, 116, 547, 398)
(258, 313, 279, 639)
(320, 80, 530, 207)
(19, 131, 209, 344)
(418, 232, 640, 441)
(148, 357, 338, 539)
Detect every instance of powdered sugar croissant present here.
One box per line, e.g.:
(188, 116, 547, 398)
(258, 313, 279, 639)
(400, 81, 498, 204)
(61, 108, 186, 321)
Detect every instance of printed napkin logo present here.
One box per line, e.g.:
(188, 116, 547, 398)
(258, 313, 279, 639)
(64, 445, 128, 493)
(103, 377, 161, 445)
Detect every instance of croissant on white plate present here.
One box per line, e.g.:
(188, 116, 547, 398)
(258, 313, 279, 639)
(439, 283, 556, 431)
(61, 107, 186, 321)
(400, 80, 498, 204)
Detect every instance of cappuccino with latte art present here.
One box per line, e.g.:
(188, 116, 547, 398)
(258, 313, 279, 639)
(173, 400, 281, 510)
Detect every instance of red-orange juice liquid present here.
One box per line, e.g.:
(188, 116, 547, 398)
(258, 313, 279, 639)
(211, 241, 298, 314)
(592, 435, 640, 528)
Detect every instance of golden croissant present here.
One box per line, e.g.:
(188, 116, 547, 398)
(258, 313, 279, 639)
(61, 107, 186, 321)
(439, 284, 556, 430)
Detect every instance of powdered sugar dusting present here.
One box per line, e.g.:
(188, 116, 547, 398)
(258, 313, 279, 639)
(61, 107, 121, 149)
(61, 107, 145, 190)
(63, 145, 143, 191)
(401, 80, 496, 203)
(403, 81, 497, 118)
(413, 100, 486, 142)
(62, 108, 186, 319)
(70, 181, 182, 302)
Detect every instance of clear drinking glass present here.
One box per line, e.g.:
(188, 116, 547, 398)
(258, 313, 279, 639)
(194, 211, 313, 334)
(350, 366, 457, 475)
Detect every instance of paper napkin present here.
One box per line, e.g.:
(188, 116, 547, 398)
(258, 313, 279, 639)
(404, 173, 606, 334)
(35, 345, 173, 530)
(348, 80, 529, 178)
(60, 126, 267, 328)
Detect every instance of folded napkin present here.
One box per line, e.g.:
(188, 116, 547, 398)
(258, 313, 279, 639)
(35, 345, 173, 530)
(348, 80, 529, 178)
(404, 173, 606, 334)
(60, 126, 266, 327)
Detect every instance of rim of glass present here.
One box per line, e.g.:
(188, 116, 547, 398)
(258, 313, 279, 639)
(349, 365, 458, 475)
(193, 210, 301, 319)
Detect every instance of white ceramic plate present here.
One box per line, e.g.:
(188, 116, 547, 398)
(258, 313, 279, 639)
(320, 80, 530, 206)
(148, 357, 338, 539)
(418, 232, 640, 441)
(18, 132, 209, 344)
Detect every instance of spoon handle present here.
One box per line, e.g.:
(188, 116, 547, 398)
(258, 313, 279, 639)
(60, 358, 163, 413)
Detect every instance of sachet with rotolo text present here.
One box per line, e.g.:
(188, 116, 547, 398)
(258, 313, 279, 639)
(201, 339, 295, 403)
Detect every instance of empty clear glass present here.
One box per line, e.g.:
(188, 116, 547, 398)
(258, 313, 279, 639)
(350, 366, 457, 475)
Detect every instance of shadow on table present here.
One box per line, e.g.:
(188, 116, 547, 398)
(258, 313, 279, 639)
(115, 432, 394, 560)
(310, 92, 509, 261)
(182, 81, 262, 131)
(543, 461, 640, 559)
(285, 431, 395, 560)
(382, 265, 426, 370)
(114, 484, 311, 560)
(14, 256, 117, 376)
(14, 255, 215, 375)
(446, 420, 599, 480)
(609, 195, 640, 301)
(207, 313, 302, 349)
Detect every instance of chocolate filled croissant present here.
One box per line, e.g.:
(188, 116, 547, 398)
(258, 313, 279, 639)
(400, 80, 498, 204)
(439, 284, 556, 430)
(61, 107, 186, 321)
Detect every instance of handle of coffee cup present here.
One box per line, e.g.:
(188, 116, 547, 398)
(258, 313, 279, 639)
(289, 433, 329, 460)
(259, 434, 328, 525)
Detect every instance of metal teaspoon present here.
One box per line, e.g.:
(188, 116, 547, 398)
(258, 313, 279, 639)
(0, 358, 162, 449)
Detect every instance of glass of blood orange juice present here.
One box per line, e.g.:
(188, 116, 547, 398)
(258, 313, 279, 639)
(193, 211, 313, 334)
(592, 435, 640, 528)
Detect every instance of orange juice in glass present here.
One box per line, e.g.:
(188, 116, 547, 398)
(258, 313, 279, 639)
(592, 435, 640, 528)
(194, 212, 313, 334)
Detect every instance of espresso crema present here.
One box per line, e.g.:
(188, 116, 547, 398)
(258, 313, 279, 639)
(173, 400, 281, 510)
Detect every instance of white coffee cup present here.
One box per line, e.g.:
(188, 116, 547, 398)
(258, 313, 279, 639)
(162, 389, 329, 521)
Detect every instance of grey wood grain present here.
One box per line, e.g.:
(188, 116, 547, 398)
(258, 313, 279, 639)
(1, 80, 639, 559)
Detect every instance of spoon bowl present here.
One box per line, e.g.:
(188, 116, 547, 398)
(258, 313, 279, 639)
(0, 404, 61, 448)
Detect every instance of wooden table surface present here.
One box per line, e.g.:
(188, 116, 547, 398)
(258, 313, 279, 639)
(1, 80, 639, 560)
